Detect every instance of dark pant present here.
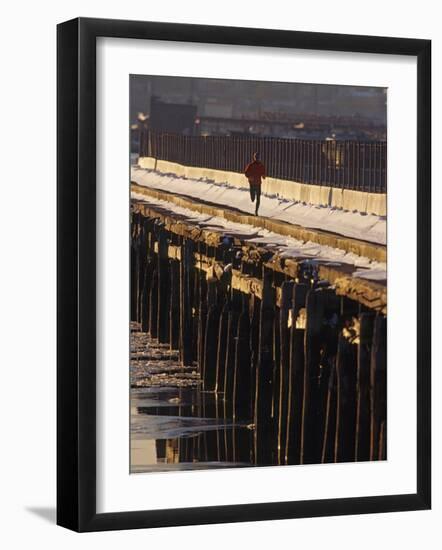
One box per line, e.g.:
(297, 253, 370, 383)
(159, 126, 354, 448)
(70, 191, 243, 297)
(249, 185, 261, 213)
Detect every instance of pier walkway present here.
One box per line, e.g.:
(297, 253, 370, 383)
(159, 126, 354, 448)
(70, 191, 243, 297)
(130, 157, 387, 468)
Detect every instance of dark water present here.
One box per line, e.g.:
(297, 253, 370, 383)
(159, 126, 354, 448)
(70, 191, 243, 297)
(130, 329, 253, 473)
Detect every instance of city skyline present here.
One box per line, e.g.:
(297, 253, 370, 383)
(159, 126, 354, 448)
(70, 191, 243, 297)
(130, 74, 387, 140)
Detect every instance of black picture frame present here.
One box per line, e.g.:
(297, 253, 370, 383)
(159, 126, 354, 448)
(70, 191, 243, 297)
(57, 17, 431, 532)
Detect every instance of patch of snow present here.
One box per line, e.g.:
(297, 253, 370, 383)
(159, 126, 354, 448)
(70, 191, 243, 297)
(352, 268, 387, 282)
(131, 192, 386, 282)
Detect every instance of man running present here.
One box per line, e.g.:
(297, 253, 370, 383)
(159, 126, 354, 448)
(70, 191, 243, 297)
(244, 152, 266, 216)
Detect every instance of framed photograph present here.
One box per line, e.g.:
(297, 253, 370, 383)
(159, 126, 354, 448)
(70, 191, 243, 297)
(57, 17, 431, 532)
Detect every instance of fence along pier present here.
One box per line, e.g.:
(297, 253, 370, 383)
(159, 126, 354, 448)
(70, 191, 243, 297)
(140, 129, 387, 194)
(131, 195, 386, 466)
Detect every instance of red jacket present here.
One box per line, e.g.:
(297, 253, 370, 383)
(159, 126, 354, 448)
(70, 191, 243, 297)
(245, 160, 266, 186)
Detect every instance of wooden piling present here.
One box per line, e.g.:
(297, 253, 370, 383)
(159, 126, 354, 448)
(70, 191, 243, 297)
(130, 217, 138, 322)
(232, 294, 252, 422)
(254, 267, 275, 465)
(197, 269, 208, 378)
(277, 281, 293, 464)
(131, 214, 145, 323)
(136, 219, 149, 326)
(223, 289, 242, 417)
(249, 294, 261, 417)
(355, 312, 374, 461)
(370, 314, 387, 460)
(141, 224, 155, 333)
(215, 302, 229, 394)
(203, 280, 220, 391)
(272, 304, 281, 431)
(157, 228, 170, 343)
(321, 363, 337, 463)
(300, 288, 325, 464)
(334, 334, 358, 462)
(285, 283, 307, 464)
(130, 206, 388, 470)
(169, 259, 181, 350)
(149, 267, 158, 338)
(215, 394, 227, 462)
(180, 239, 194, 366)
(378, 420, 387, 461)
(140, 239, 152, 332)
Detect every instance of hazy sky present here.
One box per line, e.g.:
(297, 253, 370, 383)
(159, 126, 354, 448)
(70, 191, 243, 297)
(130, 74, 387, 124)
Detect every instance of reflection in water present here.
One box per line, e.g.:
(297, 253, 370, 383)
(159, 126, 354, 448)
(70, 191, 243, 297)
(130, 330, 254, 473)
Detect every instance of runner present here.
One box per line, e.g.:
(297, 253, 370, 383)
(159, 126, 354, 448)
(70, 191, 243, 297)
(244, 152, 266, 215)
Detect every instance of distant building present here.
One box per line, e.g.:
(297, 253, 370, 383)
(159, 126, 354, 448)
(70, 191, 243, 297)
(149, 96, 197, 134)
(130, 75, 387, 141)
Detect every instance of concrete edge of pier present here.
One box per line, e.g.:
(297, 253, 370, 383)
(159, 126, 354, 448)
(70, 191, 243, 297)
(131, 181, 387, 264)
(131, 193, 387, 315)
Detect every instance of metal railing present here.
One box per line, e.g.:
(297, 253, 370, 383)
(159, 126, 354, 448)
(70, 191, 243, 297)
(139, 129, 387, 193)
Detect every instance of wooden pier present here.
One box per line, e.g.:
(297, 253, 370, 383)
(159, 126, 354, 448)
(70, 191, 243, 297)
(131, 195, 387, 466)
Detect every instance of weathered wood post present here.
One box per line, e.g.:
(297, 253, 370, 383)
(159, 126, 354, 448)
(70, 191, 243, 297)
(378, 420, 386, 461)
(136, 218, 150, 326)
(233, 293, 252, 422)
(215, 393, 227, 462)
(272, 296, 281, 431)
(300, 288, 325, 464)
(130, 213, 139, 322)
(370, 313, 387, 460)
(249, 294, 261, 419)
(169, 258, 181, 350)
(180, 238, 194, 365)
(285, 283, 307, 464)
(131, 213, 146, 324)
(140, 222, 154, 333)
(215, 301, 229, 394)
(223, 289, 242, 418)
(254, 266, 275, 465)
(277, 281, 293, 464)
(320, 292, 340, 424)
(203, 279, 220, 391)
(321, 363, 337, 463)
(149, 263, 159, 339)
(355, 312, 374, 461)
(191, 254, 200, 364)
(197, 267, 208, 378)
(157, 228, 170, 343)
(334, 333, 358, 462)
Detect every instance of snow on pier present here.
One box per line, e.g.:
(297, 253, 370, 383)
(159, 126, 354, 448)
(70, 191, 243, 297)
(132, 191, 386, 284)
(131, 165, 386, 246)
